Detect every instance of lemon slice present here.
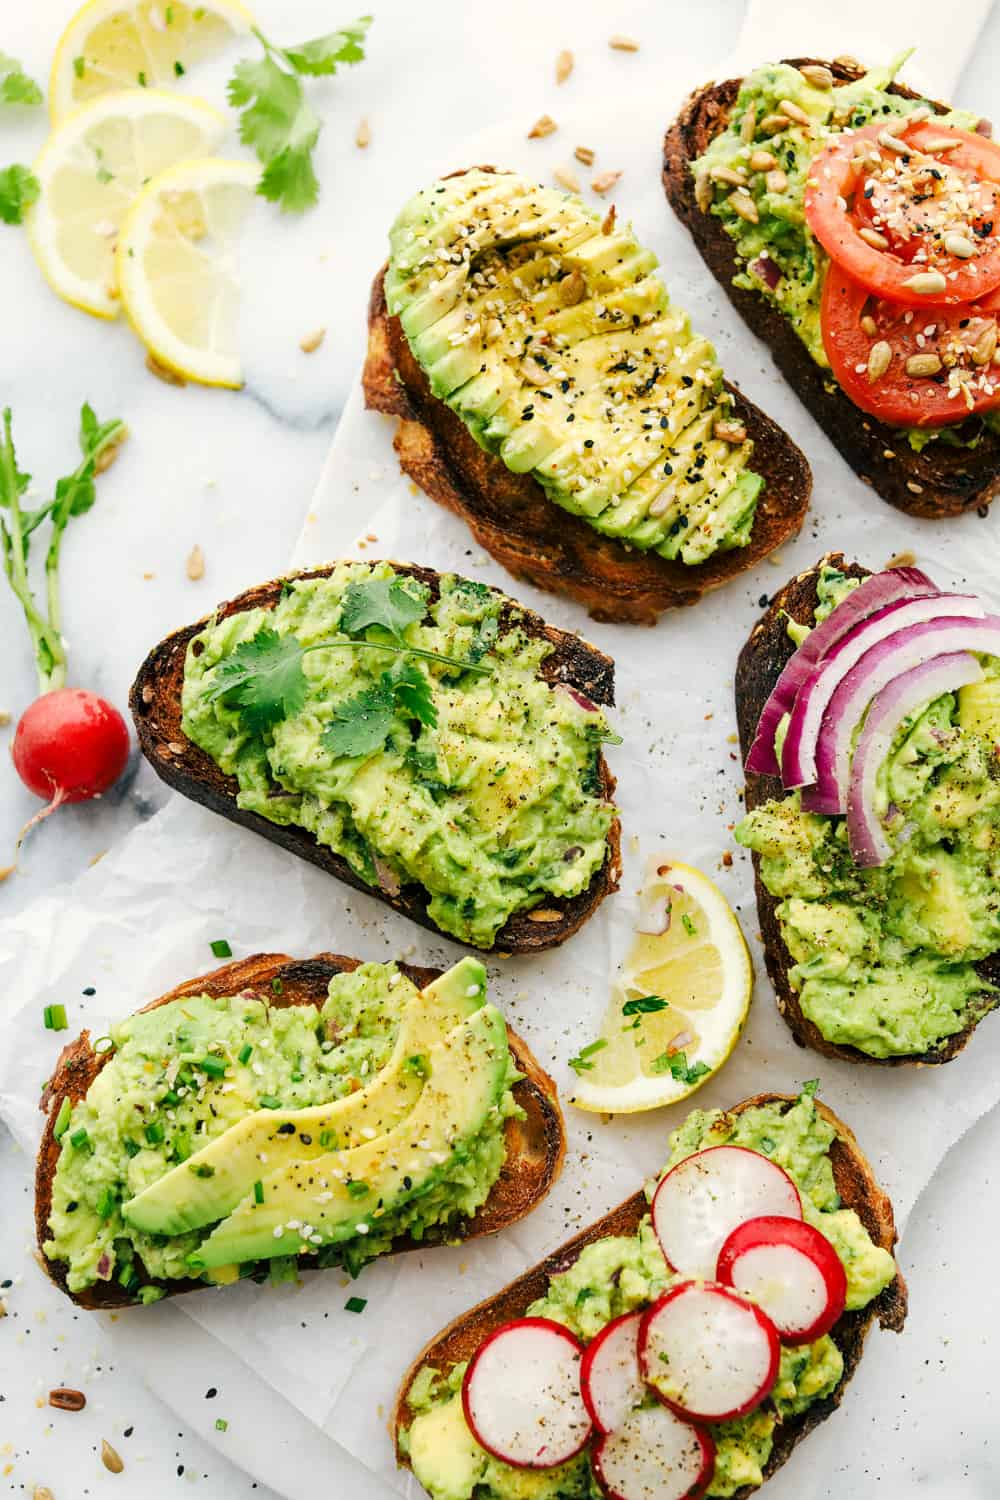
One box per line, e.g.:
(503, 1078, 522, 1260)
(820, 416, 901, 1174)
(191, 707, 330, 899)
(50, 0, 254, 122)
(117, 156, 259, 387)
(26, 90, 227, 320)
(570, 860, 752, 1114)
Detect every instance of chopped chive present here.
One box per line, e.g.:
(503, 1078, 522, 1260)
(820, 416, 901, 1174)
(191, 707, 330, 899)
(200, 1056, 227, 1079)
(173, 1133, 192, 1163)
(253, 1180, 264, 1204)
(189, 1163, 215, 1179)
(123, 1138, 141, 1158)
(210, 939, 232, 958)
(161, 1089, 180, 1105)
(319, 1129, 337, 1149)
(165, 2, 174, 19)
(290, 1070, 303, 1083)
(346, 1180, 370, 1199)
(271, 977, 283, 995)
(344, 1296, 367, 1314)
(568, 1039, 608, 1075)
(145, 1121, 165, 1145)
(70, 1127, 91, 1151)
(73, 56, 85, 78)
(681, 913, 697, 937)
(44, 1004, 68, 1032)
(93, 1036, 115, 1054)
(215, 1418, 228, 1432)
(238, 1043, 253, 1065)
(137, 69, 147, 86)
(53, 1097, 73, 1141)
(173, 59, 185, 75)
(259, 1094, 281, 1110)
(96, 1186, 117, 1219)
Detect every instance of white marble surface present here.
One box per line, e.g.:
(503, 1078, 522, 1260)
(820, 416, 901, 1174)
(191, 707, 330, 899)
(1, 1, 999, 1496)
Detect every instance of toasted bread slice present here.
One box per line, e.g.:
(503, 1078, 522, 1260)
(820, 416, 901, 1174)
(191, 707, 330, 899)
(363, 171, 811, 627)
(663, 58, 1000, 521)
(37, 952, 566, 1311)
(394, 1091, 906, 1499)
(129, 562, 621, 954)
(736, 553, 999, 1065)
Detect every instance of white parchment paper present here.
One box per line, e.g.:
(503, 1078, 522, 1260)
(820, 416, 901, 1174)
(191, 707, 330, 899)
(2, 34, 999, 1500)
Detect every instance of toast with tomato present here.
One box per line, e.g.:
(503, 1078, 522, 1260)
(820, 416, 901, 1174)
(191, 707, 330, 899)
(364, 166, 811, 626)
(664, 57, 1000, 519)
(394, 1089, 906, 1500)
(735, 553, 1000, 1065)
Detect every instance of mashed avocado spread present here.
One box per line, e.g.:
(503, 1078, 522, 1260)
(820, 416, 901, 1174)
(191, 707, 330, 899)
(180, 562, 615, 948)
(402, 1091, 896, 1500)
(45, 960, 520, 1298)
(737, 565, 1000, 1057)
(693, 59, 998, 450)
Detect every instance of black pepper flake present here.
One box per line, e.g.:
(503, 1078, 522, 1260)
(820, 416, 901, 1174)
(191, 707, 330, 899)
(681, 375, 694, 388)
(205, 1388, 218, 1399)
(584, 439, 594, 448)
(82, 986, 96, 996)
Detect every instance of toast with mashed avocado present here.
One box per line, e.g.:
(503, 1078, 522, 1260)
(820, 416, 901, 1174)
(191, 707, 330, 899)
(364, 168, 811, 625)
(664, 57, 1000, 520)
(394, 1089, 905, 1500)
(130, 560, 620, 953)
(37, 952, 565, 1310)
(735, 554, 1000, 1064)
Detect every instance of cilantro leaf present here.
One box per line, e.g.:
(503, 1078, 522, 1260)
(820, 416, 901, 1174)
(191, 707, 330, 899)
(801, 1078, 820, 1098)
(282, 17, 372, 75)
(321, 678, 394, 759)
(622, 995, 668, 1017)
(340, 574, 427, 642)
(467, 614, 499, 665)
(387, 657, 436, 728)
(0, 54, 42, 107)
(0, 164, 39, 225)
(650, 1049, 711, 1086)
(568, 1039, 608, 1075)
(205, 628, 308, 734)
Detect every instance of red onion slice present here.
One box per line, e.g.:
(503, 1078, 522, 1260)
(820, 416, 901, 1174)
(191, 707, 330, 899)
(846, 653, 984, 865)
(807, 615, 1000, 813)
(781, 593, 985, 790)
(749, 253, 782, 290)
(746, 567, 938, 776)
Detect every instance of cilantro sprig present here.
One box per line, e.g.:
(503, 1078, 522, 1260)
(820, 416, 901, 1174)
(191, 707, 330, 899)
(228, 17, 372, 214)
(650, 1049, 711, 1086)
(568, 1039, 608, 1075)
(0, 54, 42, 107)
(0, 163, 39, 225)
(205, 574, 492, 750)
(1, 404, 126, 692)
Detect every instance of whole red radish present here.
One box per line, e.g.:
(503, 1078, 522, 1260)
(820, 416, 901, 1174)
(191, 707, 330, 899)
(13, 689, 130, 810)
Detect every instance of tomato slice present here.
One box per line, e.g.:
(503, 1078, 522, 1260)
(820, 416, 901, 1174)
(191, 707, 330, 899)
(805, 122, 1000, 304)
(821, 261, 1000, 425)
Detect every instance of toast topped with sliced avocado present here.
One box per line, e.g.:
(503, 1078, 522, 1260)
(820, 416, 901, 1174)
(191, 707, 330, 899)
(37, 953, 565, 1310)
(394, 1089, 905, 1500)
(364, 168, 810, 624)
(664, 57, 1000, 519)
(735, 554, 1000, 1063)
(130, 560, 621, 953)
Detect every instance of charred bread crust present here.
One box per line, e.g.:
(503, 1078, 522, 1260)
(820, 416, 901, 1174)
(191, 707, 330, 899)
(663, 58, 1000, 521)
(363, 169, 811, 626)
(393, 1091, 906, 1500)
(36, 952, 566, 1311)
(129, 561, 621, 954)
(736, 552, 998, 1064)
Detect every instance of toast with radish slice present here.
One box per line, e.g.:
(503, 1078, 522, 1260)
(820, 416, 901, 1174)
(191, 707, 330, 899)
(736, 553, 1000, 1065)
(394, 1091, 905, 1500)
(36, 952, 565, 1311)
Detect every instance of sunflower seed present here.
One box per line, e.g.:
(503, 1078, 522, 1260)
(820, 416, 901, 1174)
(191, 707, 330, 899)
(765, 168, 788, 193)
(729, 192, 759, 224)
(714, 418, 747, 443)
(859, 226, 890, 250)
(528, 908, 564, 922)
(905, 352, 943, 376)
(33, 1489, 54, 1500)
(901, 269, 948, 294)
(944, 232, 976, 259)
(833, 54, 862, 71)
(907, 480, 924, 494)
(749, 149, 777, 170)
(609, 35, 639, 51)
(529, 114, 557, 140)
(867, 341, 892, 381)
(709, 164, 747, 186)
(186, 543, 205, 580)
(555, 49, 573, 84)
(922, 137, 961, 153)
(740, 103, 757, 144)
(574, 145, 595, 166)
(354, 118, 370, 149)
(799, 64, 834, 89)
(878, 130, 911, 154)
(591, 170, 622, 195)
(553, 165, 580, 192)
(778, 98, 811, 126)
(972, 323, 998, 365)
(101, 1440, 124, 1475)
(860, 314, 878, 336)
(559, 269, 586, 306)
(694, 169, 712, 212)
(759, 113, 791, 136)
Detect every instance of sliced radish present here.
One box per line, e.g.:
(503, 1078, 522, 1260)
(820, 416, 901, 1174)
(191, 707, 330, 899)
(716, 1215, 848, 1345)
(592, 1404, 715, 1500)
(462, 1317, 592, 1469)
(639, 1282, 780, 1423)
(580, 1311, 645, 1436)
(651, 1146, 801, 1280)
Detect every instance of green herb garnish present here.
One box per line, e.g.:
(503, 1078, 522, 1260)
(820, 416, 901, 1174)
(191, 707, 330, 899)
(622, 995, 668, 1016)
(189, 1163, 216, 1178)
(568, 1039, 608, 1074)
(0, 54, 42, 107)
(96, 1185, 117, 1219)
(199, 1056, 227, 1078)
(227, 17, 371, 214)
(344, 1295, 367, 1313)
(53, 1096, 72, 1140)
(215, 1418, 228, 1432)
(346, 1179, 370, 1198)
(253, 1180, 264, 1204)
(238, 1043, 253, 1065)
(259, 1094, 281, 1110)
(69, 1126, 91, 1151)
(43, 1003, 68, 1031)
(144, 1121, 165, 1145)
(210, 938, 232, 958)
(650, 1049, 711, 1086)
(681, 913, 697, 937)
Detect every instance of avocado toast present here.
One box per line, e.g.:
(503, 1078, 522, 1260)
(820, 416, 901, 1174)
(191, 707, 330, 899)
(131, 560, 621, 953)
(37, 952, 565, 1310)
(364, 168, 811, 625)
(735, 554, 1000, 1064)
(394, 1089, 906, 1500)
(663, 57, 1000, 519)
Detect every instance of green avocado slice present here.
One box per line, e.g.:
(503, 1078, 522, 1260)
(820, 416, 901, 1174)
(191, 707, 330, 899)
(188, 1002, 510, 1271)
(122, 958, 488, 1238)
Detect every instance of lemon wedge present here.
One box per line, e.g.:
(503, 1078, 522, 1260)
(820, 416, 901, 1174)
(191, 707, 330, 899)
(117, 155, 259, 387)
(26, 90, 227, 319)
(570, 860, 752, 1114)
(50, 0, 254, 122)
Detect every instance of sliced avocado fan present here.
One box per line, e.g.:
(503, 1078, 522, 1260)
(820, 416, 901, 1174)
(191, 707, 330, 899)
(188, 1002, 510, 1271)
(123, 958, 489, 1239)
(385, 169, 763, 565)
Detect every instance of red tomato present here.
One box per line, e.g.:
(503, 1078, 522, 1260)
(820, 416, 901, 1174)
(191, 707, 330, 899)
(821, 260, 1000, 425)
(805, 121, 1000, 304)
